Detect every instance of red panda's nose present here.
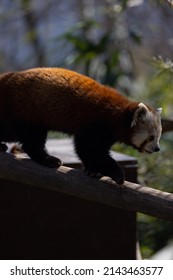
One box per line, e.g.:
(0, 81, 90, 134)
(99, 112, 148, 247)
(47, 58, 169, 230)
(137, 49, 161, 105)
(154, 146, 160, 152)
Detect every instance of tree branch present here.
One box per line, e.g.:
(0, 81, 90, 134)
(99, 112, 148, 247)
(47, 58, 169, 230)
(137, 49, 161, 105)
(162, 118, 173, 133)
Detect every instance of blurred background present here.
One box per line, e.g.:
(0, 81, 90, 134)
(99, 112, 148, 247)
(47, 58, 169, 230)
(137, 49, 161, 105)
(1, 0, 173, 259)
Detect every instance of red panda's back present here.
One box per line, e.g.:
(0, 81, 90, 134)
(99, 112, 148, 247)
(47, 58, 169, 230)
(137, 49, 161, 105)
(2, 68, 133, 134)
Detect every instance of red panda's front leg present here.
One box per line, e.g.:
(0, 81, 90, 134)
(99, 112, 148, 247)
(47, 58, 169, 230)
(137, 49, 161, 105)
(83, 153, 125, 185)
(74, 122, 125, 185)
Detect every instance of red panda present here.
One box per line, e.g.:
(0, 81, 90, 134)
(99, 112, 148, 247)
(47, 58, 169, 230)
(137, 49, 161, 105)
(0, 68, 162, 184)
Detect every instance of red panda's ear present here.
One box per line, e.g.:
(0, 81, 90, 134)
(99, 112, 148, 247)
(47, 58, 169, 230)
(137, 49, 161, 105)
(156, 108, 162, 114)
(131, 103, 149, 127)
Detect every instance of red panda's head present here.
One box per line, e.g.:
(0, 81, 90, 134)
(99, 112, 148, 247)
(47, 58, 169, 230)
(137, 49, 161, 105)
(131, 103, 162, 153)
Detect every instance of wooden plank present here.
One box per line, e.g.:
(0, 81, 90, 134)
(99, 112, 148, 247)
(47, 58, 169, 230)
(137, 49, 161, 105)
(0, 152, 173, 221)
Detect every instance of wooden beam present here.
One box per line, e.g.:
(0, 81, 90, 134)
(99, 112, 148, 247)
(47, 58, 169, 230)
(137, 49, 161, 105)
(0, 152, 173, 221)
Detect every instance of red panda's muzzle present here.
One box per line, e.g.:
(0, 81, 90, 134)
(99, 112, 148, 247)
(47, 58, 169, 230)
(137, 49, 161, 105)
(132, 142, 160, 154)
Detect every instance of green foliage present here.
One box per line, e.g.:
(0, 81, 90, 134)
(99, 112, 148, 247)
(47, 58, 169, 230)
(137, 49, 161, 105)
(145, 57, 173, 116)
(60, 20, 118, 84)
(59, 19, 140, 88)
(138, 213, 173, 259)
(153, 56, 173, 75)
(20, 0, 30, 9)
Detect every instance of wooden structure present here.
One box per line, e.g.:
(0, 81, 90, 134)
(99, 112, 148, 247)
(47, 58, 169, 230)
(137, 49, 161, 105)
(0, 139, 138, 260)
(0, 138, 173, 260)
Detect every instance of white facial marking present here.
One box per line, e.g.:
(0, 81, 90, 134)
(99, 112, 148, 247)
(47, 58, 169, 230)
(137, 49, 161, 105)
(131, 105, 162, 153)
(156, 108, 162, 114)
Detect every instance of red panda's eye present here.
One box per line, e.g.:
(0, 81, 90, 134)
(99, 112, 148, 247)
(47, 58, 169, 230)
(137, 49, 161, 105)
(149, 135, 154, 141)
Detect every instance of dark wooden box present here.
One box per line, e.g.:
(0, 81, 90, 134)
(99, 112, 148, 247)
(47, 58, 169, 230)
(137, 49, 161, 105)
(0, 139, 138, 260)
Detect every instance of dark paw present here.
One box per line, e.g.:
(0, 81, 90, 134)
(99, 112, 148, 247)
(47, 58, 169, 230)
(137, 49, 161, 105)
(112, 174, 125, 185)
(41, 155, 62, 168)
(110, 169, 125, 185)
(84, 168, 103, 179)
(0, 143, 8, 152)
(31, 154, 62, 168)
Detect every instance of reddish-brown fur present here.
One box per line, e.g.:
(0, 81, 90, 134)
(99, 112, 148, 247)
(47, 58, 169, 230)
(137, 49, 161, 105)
(0, 68, 138, 142)
(1, 67, 156, 184)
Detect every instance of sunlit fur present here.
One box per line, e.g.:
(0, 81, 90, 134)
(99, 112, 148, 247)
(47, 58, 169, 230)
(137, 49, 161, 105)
(0, 68, 162, 184)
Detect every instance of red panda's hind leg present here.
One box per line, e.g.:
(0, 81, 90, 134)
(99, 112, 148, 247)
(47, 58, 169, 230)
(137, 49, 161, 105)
(17, 123, 62, 168)
(24, 145, 62, 168)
